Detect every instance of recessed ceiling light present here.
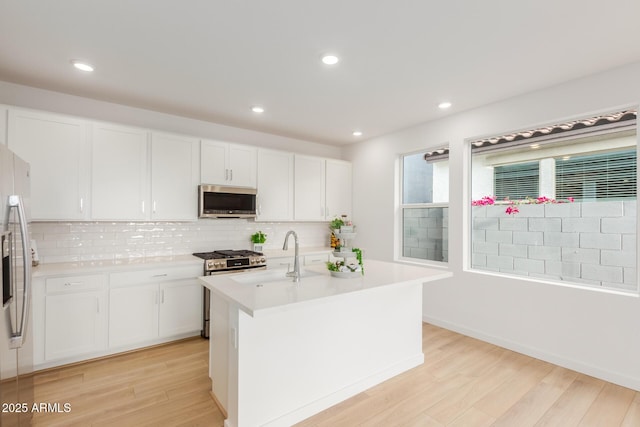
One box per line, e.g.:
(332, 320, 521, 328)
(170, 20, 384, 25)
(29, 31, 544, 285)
(251, 106, 265, 114)
(438, 101, 452, 109)
(352, 130, 363, 137)
(321, 54, 339, 65)
(71, 60, 94, 72)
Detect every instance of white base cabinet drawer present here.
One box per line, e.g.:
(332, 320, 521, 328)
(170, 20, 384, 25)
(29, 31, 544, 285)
(45, 274, 106, 293)
(110, 265, 202, 287)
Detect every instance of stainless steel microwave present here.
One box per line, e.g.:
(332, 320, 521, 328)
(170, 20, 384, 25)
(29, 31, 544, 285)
(198, 185, 257, 218)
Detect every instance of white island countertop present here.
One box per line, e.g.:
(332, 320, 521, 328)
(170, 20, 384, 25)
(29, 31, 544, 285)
(199, 259, 452, 317)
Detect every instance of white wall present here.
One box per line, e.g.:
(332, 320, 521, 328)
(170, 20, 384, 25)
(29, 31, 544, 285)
(0, 81, 341, 159)
(344, 61, 640, 390)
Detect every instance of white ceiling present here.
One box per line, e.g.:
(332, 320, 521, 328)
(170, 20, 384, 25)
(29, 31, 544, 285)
(1, 1, 640, 146)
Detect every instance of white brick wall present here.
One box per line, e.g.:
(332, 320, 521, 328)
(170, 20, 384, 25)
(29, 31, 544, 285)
(472, 201, 637, 291)
(403, 207, 448, 262)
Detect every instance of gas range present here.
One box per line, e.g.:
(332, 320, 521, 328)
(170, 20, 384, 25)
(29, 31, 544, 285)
(194, 249, 267, 339)
(192, 249, 267, 274)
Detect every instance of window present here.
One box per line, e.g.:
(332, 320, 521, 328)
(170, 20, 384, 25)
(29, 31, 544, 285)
(495, 162, 540, 200)
(400, 149, 449, 263)
(470, 109, 637, 292)
(556, 149, 637, 201)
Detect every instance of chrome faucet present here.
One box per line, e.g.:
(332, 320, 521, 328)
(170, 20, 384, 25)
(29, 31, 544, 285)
(282, 230, 300, 282)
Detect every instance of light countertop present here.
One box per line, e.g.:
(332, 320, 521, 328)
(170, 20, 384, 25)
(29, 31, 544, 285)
(31, 248, 334, 278)
(198, 259, 452, 317)
(32, 254, 203, 277)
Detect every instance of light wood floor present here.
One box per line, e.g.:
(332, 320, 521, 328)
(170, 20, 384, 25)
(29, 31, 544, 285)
(31, 338, 223, 427)
(31, 324, 640, 427)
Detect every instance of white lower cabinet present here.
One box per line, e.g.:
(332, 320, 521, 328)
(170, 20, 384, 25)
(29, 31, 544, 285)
(34, 264, 202, 370)
(34, 274, 108, 365)
(108, 265, 203, 350)
(109, 283, 159, 348)
(158, 280, 203, 337)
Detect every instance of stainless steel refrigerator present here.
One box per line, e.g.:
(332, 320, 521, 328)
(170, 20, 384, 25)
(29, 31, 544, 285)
(0, 143, 33, 427)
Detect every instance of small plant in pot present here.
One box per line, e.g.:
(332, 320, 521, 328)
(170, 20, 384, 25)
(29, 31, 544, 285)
(329, 217, 344, 230)
(250, 231, 267, 252)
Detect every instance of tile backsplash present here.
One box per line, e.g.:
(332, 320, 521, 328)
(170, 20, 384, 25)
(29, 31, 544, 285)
(30, 220, 330, 264)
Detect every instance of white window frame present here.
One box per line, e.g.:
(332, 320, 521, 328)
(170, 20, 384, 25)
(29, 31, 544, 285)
(466, 109, 639, 294)
(396, 148, 449, 266)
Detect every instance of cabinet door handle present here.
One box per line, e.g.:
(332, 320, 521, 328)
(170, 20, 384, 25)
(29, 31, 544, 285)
(79, 198, 84, 213)
(141, 201, 145, 214)
(152, 274, 168, 277)
(230, 169, 233, 181)
(161, 289, 165, 304)
(152, 201, 157, 213)
(225, 169, 229, 180)
(96, 298, 100, 314)
(64, 282, 83, 286)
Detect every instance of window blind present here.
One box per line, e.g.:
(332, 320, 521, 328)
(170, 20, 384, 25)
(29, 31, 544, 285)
(494, 162, 540, 200)
(556, 150, 637, 201)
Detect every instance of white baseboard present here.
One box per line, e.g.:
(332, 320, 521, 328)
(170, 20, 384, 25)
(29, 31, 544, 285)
(423, 315, 640, 392)
(263, 353, 425, 427)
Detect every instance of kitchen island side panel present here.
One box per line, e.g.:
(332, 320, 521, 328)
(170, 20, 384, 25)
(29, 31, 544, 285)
(235, 282, 423, 427)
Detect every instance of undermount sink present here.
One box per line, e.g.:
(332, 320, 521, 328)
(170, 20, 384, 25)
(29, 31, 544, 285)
(230, 269, 320, 285)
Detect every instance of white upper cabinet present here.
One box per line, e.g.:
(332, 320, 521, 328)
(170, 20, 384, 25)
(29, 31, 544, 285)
(150, 132, 199, 221)
(201, 140, 257, 188)
(294, 155, 352, 221)
(8, 108, 89, 220)
(256, 149, 294, 221)
(325, 159, 352, 219)
(294, 155, 326, 221)
(91, 123, 149, 220)
(5, 105, 352, 223)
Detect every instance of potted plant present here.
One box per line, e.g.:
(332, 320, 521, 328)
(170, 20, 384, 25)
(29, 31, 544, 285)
(250, 231, 267, 252)
(329, 217, 344, 230)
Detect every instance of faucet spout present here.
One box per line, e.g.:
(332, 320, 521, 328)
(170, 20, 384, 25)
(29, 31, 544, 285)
(282, 230, 300, 282)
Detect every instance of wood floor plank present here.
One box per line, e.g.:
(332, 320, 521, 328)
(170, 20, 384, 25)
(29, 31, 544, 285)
(621, 393, 640, 427)
(578, 382, 636, 426)
(491, 366, 579, 426)
(448, 407, 496, 427)
(425, 349, 537, 424)
(471, 357, 555, 418)
(533, 374, 605, 427)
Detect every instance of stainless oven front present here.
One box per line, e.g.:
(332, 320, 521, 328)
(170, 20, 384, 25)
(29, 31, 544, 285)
(201, 265, 267, 338)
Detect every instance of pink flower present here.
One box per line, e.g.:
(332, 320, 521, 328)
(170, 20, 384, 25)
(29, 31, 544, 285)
(536, 196, 551, 204)
(567, 197, 575, 202)
(505, 205, 520, 215)
(471, 196, 496, 206)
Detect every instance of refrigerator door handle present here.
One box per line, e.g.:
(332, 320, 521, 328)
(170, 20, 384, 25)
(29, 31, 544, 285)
(6, 195, 31, 349)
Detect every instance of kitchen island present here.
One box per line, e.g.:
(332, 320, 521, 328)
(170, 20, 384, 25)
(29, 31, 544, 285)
(199, 259, 451, 427)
